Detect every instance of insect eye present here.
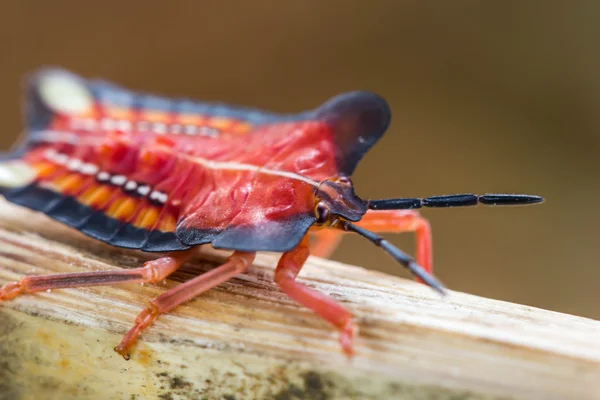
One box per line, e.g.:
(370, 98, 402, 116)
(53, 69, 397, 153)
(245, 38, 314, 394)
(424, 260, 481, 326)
(315, 202, 331, 224)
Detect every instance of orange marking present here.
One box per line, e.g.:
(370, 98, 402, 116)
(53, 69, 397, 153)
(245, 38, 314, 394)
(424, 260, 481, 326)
(135, 207, 160, 230)
(79, 186, 113, 207)
(158, 214, 177, 232)
(107, 197, 139, 221)
(140, 149, 160, 166)
(141, 136, 174, 167)
(142, 111, 169, 123)
(233, 122, 252, 135)
(80, 106, 98, 119)
(178, 114, 205, 125)
(209, 117, 234, 130)
(106, 107, 134, 120)
(100, 131, 131, 158)
(154, 136, 175, 147)
(54, 174, 84, 193)
(34, 162, 59, 178)
(106, 197, 125, 216)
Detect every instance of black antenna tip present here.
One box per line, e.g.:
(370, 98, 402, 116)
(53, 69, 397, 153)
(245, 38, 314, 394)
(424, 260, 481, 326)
(368, 193, 545, 210)
(479, 194, 544, 206)
(408, 262, 447, 296)
(344, 222, 447, 296)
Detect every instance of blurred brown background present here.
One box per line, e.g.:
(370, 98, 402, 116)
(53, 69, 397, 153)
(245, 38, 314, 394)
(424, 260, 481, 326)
(0, 1, 598, 319)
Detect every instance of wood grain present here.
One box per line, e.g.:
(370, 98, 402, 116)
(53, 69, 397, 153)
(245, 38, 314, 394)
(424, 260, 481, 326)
(0, 199, 598, 400)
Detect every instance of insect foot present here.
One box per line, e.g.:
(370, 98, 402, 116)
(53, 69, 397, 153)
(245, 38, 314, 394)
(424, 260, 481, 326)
(114, 306, 160, 361)
(0, 282, 23, 301)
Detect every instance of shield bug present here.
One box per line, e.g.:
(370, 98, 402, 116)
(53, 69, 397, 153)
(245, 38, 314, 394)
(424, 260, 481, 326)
(0, 69, 543, 358)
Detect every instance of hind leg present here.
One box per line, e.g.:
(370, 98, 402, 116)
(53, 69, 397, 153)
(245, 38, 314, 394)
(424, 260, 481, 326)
(0, 248, 196, 301)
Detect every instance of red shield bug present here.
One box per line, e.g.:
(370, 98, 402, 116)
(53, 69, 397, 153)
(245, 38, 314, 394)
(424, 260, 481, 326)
(0, 69, 543, 358)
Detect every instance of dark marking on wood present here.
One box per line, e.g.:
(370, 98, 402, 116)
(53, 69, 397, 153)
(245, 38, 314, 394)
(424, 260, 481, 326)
(0, 311, 21, 400)
(272, 371, 334, 400)
(169, 376, 192, 390)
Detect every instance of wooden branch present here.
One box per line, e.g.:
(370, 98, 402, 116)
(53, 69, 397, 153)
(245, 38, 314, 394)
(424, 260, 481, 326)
(0, 200, 598, 400)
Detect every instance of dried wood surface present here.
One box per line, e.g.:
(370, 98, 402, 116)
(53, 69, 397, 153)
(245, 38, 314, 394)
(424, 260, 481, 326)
(0, 199, 598, 400)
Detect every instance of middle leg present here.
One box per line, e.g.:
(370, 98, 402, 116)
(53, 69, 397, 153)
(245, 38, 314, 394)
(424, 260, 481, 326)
(114, 251, 256, 359)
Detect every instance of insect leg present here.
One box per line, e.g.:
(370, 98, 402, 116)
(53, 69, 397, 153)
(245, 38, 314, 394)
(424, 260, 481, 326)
(0, 249, 196, 301)
(114, 251, 255, 360)
(310, 210, 432, 275)
(274, 236, 355, 357)
(355, 210, 432, 275)
(309, 229, 343, 258)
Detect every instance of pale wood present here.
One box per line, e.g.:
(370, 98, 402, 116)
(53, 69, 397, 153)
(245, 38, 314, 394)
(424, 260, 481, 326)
(0, 199, 598, 400)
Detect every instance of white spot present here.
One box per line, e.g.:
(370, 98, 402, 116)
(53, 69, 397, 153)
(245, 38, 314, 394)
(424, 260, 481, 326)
(0, 161, 37, 188)
(152, 123, 167, 135)
(149, 191, 168, 204)
(124, 181, 138, 191)
(67, 159, 83, 171)
(70, 119, 85, 130)
(184, 125, 197, 135)
(110, 175, 127, 186)
(170, 124, 182, 134)
(71, 119, 97, 131)
(101, 118, 116, 131)
(80, 163, 99, 176)
(82, 119, 97, 131)
(137, 121, 150, 132)
(44, 148, 59, 159)
(97, 171, 111, 182)
(38, 72, 93, 115)
(31, 130, 79, 145)
(54, 153, 69, 165)
(137, 185, 151, 196)
(198, 126, 219, 137)
(116, 120, 132, 132)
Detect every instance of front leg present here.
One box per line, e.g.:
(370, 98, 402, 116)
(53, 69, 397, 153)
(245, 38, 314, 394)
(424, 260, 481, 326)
(356, 210, 432, 274)
(310, 210, 432, 276)
(274, 236, 355, 356)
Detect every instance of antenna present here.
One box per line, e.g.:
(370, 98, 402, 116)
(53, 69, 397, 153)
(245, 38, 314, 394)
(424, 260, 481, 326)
(342, 222, 446, 296)
(368, 193, 544, 210)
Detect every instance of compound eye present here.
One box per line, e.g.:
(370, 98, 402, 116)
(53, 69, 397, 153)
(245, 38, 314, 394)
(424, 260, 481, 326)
(315, 202, 331, 224)
(337, 176, 352, 185)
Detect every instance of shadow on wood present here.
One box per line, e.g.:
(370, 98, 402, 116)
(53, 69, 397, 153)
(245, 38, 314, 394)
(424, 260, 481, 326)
(0, 200, 598, 400)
